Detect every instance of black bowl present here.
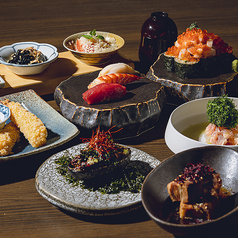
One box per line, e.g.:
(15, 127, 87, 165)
(141, 146, 238, 237)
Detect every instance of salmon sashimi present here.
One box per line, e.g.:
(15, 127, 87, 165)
(83, 83, 127, 105)
(88, 73, 141, 89)
(205, 123, 238, 145)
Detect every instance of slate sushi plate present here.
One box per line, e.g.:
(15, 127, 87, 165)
(54, 71, 166, 139)
(147, 54, 238, 104)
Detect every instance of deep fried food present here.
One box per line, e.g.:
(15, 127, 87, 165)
(0, 122, 20, 156)
(3, 100, 47, 148)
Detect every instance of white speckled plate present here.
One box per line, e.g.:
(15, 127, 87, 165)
(0, 89, 79, 161)
(35, 143, 160, 216)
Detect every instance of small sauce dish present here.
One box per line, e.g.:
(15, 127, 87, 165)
(0, 104, 10, 129)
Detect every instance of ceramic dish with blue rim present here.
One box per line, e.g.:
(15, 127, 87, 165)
(0, 103, 10, 129)
(0, 89, 79, 161)
(0, 42, 58, 75)
(35, 144, 160, 216)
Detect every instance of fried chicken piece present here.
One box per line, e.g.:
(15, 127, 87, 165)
(0, 122, 20, 156)
(2, 100, 47, 148)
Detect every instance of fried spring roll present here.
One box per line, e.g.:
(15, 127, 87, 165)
(0, 122, 20, 156)
(3, 100, 47, 148)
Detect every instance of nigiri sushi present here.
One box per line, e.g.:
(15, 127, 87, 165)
(88, 73, 140, 89)
(83, 83, 127, 105)
(98, 63, 138, 77)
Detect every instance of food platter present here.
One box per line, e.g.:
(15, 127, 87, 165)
(35, 143, 160, 216)
(0, 89, 79, 161)
(54, 70, 166, 139)
(147, 54, 238, 104)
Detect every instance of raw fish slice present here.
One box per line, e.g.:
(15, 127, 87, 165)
(88, 73, 140, 89)
(98, 63, 138, 77)
(83, 83, 127, 105)
(205, 123, 238, 145)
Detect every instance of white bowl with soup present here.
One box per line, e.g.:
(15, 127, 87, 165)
(165, 97, 238, 154)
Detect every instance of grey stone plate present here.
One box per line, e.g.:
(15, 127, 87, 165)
(35, 143, 160, 216)
(0, 89, 79, 161)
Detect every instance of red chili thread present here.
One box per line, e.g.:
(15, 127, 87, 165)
(79, 126, 123, 160)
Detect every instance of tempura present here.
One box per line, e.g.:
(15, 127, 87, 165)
(0, 122, 20, 156)
(3, 100, 47, 148)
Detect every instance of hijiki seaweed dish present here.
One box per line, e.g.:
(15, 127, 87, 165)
(164, 22, 237, 79)
(55, 127, 146, 194)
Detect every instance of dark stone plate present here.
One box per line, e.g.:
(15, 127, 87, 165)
(54, 71, 166, 139)
(147, 54, 238, 104)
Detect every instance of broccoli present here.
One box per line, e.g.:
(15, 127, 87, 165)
(206, 95, 238, 129)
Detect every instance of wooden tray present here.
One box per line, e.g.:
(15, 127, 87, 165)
(0, 51, 133, 97)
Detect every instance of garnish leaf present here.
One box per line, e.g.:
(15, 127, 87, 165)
(82, 34, 93, 39)
(206, 95, 238, 129)
(189, 22, 201, 30)
(96, 35, 105, 40)
(82, 29, 105, 40)
(90, 29, 96, 36)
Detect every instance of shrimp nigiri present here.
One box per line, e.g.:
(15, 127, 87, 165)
(88, 73, 141, 89)
(83, 83, 127, 105)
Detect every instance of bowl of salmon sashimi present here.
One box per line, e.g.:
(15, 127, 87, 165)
(165, 95, 238, 154)
(63, 29, 124, 65)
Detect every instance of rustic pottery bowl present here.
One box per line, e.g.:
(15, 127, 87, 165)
(63, 31, 124, 65)
(165, 96, 238, 154)
(0, 42, 58, 75)
(141, 146, 238, 237)
(0, 104, 10, 129)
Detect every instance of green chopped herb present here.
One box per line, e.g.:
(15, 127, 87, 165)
(55, 155, 146, 194)
(55, 156, 80, 186)
(206, 95, 238, 129)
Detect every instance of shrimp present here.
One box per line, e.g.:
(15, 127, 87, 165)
(205, 123, 238, 145)
(88, 73, 141, 89)
(2, 100, 47, 148)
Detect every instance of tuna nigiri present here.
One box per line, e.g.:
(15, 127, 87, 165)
(83, 83, 127, 105)
(88, 73, 140, 89)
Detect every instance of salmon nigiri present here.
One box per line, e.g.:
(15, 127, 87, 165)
(88, 73, 141, 89)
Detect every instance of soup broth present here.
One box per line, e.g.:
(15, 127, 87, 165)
(182, 122, 209, 141)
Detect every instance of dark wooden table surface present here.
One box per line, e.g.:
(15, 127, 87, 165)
(0, 0, 237, 237)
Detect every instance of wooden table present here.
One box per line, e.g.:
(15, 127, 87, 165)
(0, 1, 237, 237)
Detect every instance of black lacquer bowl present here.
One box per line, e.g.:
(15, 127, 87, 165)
(141, 146, 238, 237)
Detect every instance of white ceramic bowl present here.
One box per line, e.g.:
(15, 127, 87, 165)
(165, 97, 238, 154)
(0, 104, 10, 129)
(0, 42, 58, 75)
(63, 31, 124, 65)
